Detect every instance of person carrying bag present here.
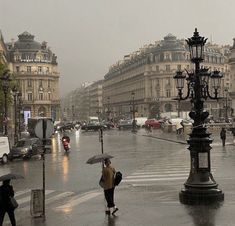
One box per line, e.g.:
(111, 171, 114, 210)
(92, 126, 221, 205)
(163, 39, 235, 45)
(0, 179, 17, 226)
(101, 158, 119, 215)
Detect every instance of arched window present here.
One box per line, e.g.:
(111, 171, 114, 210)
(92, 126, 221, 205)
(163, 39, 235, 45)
(38, 106, 46, 117)
(165, 103, 172, 112)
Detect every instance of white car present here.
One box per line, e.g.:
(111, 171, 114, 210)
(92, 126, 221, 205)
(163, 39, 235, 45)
(0, 136, 11, 164)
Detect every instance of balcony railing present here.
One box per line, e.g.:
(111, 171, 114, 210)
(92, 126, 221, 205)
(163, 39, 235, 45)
(16, 71, 58, 76)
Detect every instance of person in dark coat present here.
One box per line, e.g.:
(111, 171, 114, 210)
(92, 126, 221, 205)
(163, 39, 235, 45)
(220, 127, 226, 147)
(0, 179, 16, 226)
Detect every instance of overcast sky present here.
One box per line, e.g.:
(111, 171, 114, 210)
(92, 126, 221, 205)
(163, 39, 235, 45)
(1, 0, 235, 96)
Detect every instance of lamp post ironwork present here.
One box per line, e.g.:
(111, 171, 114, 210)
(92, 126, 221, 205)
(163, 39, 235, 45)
(18, 91, 22, 139)
(12, 86, 18, 143)
(224, 88, 229, 122)
(131, 92, 137, 133)
(174, 29, 224, 204)
(107, 97, 110, 121)
(0, 71, 11, 136)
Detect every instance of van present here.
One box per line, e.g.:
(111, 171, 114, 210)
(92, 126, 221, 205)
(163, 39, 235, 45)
(134, 117, 148, 127)
(0, 136, 11, 164)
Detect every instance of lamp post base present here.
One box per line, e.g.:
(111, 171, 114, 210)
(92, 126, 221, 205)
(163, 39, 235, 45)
(179, 188, 224, 205)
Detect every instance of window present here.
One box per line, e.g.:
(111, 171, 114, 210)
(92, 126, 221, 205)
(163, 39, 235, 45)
(38, 66, 42, 73)
(27, 79, 32, 87)
(16, 66, 20, 72)
(156, 65, 159, 72)
(166, 65, 170, 72)
(27, 66, 31, 72)
(177, 65, 181, 71)
(39, 93, 43, 100)
(39, 79, 43, 86)
(48, 80, 50, 88)
(28, 93, 32, 101)
(166, 89, 171, 98)
(46, 67, 49, 73)
(48, 92, 51, 100)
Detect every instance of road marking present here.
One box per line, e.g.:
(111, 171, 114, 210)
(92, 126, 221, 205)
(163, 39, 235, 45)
(123, 177, 186, 182)
(46, 191, 74, 204)
(17, 190, 55, 205)
(126, 173, 189, 179)
(56, 191, 102, 210)
(15, 189, 30, 197)
(132, 171, 189, 175)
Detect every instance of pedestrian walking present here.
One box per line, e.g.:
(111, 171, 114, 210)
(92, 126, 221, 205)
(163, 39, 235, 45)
(220, 127, 226, 147)
(102, 158, 118, 215)
(0, 180, 16, 226)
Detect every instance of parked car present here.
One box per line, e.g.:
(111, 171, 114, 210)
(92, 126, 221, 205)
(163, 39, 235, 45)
(81, 122, 107, 131)
(145, 119, 161, 129)
(9, 138, 43, 160)
(101, 121, 115, 129)
(117, 119, 140, 130)
(0, 136, 10, 164)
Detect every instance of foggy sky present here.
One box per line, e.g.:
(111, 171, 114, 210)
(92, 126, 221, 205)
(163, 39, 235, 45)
(1, 0, 235, 96)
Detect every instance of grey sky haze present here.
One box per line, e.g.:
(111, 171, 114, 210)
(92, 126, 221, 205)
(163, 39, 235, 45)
(1, 0, 235, 96)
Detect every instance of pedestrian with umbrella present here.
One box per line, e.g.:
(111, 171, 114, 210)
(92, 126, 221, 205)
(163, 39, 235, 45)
(86, 128, 118, 215)
(0, 173, 24, 226)
(102, 158, 118, 215)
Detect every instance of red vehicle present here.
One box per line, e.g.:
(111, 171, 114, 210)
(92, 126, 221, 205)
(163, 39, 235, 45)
(145, 119, 161, 129)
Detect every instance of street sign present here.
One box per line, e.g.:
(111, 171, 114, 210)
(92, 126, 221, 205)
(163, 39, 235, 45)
(35, 119, 54, 139)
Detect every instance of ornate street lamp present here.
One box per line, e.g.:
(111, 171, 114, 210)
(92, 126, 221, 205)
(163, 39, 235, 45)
(131, 92, 137, 133)
(174, 29, 224, 204)
(12, 86, 18, 143)
(0, 70, 11, 136)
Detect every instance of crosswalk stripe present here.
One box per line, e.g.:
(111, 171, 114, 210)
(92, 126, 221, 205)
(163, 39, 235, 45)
(56, 191, 102, 210)
(136, 167, 189, 172)
(17, 190, 55, 205)
(132, 170, 189, 175)
(123, 177, 186, 182)
(15, 189, 30, 197)
(126, 173, 188, 179)
(46, 191, 74, 204)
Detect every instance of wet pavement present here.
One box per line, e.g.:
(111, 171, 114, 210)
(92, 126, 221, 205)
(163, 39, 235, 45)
(2, 129, 235, 226)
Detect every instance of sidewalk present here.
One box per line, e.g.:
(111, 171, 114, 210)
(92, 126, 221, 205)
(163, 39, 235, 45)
(142, 129, 235, 146)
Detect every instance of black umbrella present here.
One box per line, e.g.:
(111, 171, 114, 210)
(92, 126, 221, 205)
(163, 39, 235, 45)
(0, 173, 24, 181)
(86, 153, 114, 164)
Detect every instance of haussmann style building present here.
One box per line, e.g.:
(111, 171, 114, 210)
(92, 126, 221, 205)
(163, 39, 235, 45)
(103, 34, 231, 120)
(7, 31, 60, 123)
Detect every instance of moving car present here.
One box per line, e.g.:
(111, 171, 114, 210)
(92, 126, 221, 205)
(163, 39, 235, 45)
(9, 138, 43, 160)
(145, 119, 161, 129)
(117, 119, 140, 130)
(81, 122, 107, 131)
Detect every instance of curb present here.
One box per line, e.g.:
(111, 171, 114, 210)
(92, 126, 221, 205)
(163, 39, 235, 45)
(142, 134, 187, 144)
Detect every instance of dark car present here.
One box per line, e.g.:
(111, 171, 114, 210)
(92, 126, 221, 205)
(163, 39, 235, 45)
(117, 119, 140, 130)
(9, 138, 43, 160)
(81, 122, 107, 131)
(101, 121, 115, 129)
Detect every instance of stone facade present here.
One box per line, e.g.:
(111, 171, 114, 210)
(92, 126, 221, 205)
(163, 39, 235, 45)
(103, 34, 231, 120)
(61, 33, 234, 122)
(228, 38, 235, 117)
(7, 31, 60, 122)
(0, 30, 7, 65)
